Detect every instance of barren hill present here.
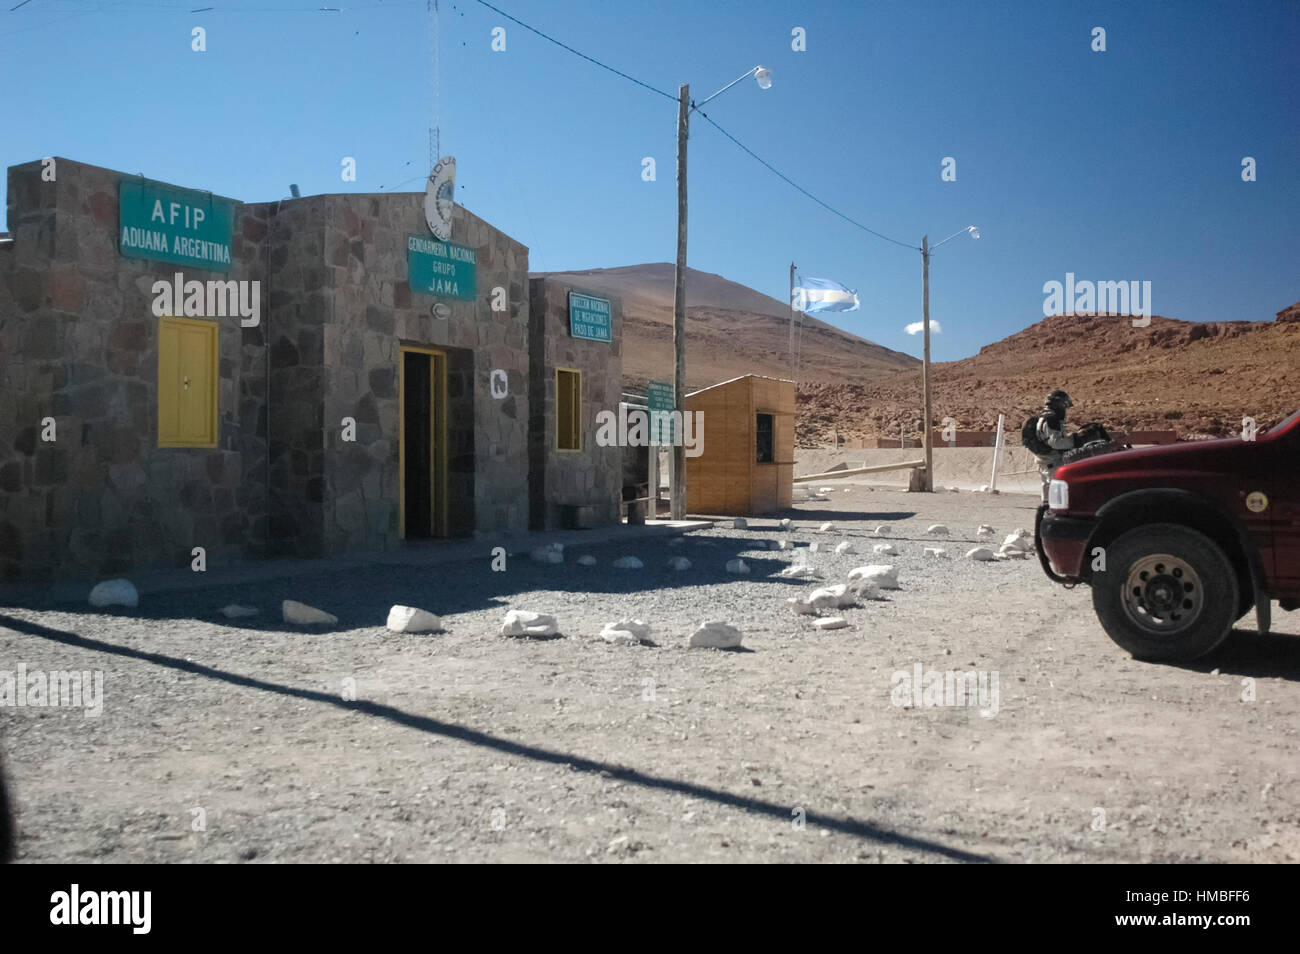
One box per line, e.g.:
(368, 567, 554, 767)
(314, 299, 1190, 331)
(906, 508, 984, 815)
(799, 305, 1300, 445)
(530, 263, 918, 392)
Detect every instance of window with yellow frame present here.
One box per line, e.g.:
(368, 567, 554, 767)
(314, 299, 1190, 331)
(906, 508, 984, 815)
(157, 315, 218, 448)
(556, 368, 581, 451)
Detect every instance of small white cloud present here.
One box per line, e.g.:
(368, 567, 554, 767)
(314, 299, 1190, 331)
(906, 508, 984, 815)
(905, 320, 941, 335)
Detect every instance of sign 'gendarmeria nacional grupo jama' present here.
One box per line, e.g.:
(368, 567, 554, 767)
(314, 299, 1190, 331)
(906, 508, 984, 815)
(119, 178, 234, 272)
(407, 235, 477, 300)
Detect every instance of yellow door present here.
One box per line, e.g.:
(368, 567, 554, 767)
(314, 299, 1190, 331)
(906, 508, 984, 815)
(158, 316, 218, 448)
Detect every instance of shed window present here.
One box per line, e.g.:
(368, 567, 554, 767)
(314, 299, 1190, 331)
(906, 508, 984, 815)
(556, 369, 581, 451)
(158, 315, 218, 448)
(756, 413, 774, 463)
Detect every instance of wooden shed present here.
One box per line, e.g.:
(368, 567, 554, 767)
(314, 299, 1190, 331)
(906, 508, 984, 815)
(686, 374, 795, 516)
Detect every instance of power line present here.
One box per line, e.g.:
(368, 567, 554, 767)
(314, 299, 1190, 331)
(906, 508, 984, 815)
(696, 110, 919, 252)
(471, 0, 676, 103)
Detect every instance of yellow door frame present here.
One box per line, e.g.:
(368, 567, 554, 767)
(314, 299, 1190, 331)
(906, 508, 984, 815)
(398, 345, 449, 539)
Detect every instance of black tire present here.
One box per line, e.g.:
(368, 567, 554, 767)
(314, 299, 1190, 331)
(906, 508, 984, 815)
(1091, 523, 1237, 661)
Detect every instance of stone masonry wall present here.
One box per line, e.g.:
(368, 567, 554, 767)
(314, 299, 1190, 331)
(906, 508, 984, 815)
(0, 158, 268, 580)
(526, 278, 623, 530)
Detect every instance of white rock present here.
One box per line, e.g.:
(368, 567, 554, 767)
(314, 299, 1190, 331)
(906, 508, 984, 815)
(779, 518, 792, 530)
(847, 564, 900, 590)
(219, 604, 258, 619)
(818, 522, 836, 533)
(947, 487, 961, 493)
(998, 546, 1031, 560)
(977, 525, 996, 536)
(777, 539, 793, 550)
(732, 517, 748, 529)
(809, 583, 854, 610)
(1012, 527, 1032, 538)
(966, 547, 997, 562)
(1001, 532, 1032, 552)
(872, 543, 898, 556)
(576, 555, 597, 566)
(813, 616, 849, 630)
(926, 524, 950, 536)
(501, 609, 558, 637)
(787, 597, 816, 616)
(530, 547, 563, 564)
(687, 621, 743, 649)
(612, 556, 644, 570)
(282, 600, 337, 625)
(600, 619, 651, 645)
(923, 547, 948, 559)
(808, 542, 822, 553)
(725, 558, 750, 574)
(777, 564, 821, 579)
(834, 541, 856, 555)
(975, 484, 989, 493)
(848, 578, 881, 600)
(386, 605, 442, 633)
(88, 579, 138, 608)
(870, 526, 885, 536)
(818, 487, 835, 494)
(666, 556, 692, 570)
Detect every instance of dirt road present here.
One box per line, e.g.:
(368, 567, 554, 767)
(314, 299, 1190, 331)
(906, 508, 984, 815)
(2, 485, 1297, 863)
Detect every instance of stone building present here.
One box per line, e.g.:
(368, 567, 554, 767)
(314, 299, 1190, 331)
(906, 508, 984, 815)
(0, 157, 623, 580)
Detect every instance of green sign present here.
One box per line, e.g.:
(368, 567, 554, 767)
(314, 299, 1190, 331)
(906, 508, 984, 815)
(407, 236, 477, 300)
(647, 379, 675, 445)
(119, 179, 234, 272)
(569, 292, 612, 342)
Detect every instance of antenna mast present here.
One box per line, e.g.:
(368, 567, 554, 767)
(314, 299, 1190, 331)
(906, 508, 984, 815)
(428, 0, 440, 165)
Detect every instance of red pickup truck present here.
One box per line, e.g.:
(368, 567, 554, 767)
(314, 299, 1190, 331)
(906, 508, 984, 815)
(1036, 408, 1300, 660)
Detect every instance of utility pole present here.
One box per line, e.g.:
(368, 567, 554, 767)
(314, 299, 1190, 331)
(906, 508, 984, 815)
(920, 234, 933, 492)
(671, 82, 689, 519)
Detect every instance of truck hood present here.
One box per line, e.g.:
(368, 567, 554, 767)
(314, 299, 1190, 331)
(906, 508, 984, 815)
(1057, 436, 1253, 483)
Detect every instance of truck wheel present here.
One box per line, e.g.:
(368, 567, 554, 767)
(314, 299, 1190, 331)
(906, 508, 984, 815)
(1091, 524, 1237, 661)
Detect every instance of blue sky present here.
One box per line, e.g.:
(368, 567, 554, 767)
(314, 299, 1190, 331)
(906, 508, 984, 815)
(2, 0, 1297, 361)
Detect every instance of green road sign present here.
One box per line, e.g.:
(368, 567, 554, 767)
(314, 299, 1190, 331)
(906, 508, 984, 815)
(119, 179, 234, 272)
(569, 292, 612, 342)
(647, 379, 675, 445)
(407, 236, 477, 300)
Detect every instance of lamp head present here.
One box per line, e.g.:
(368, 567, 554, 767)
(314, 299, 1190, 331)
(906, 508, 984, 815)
(968, 226, 980, 239)
(754, 66, 772, 89)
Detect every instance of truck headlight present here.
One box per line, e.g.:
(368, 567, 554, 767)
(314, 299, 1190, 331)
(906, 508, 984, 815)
(1048, 479, 1069, 510)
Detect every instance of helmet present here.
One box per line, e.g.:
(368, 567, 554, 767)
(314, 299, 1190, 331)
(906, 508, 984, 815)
(1045, 390, 1073, 415)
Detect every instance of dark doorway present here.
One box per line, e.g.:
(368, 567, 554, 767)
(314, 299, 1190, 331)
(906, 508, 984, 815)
(401, 347, 447, 538)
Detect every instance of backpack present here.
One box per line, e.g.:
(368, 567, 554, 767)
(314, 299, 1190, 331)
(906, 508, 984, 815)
(1020, 415, 1054, 457)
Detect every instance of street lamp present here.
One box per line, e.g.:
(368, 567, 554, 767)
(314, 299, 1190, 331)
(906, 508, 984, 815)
(669, 65, 772, 519)
(918, 225, 979, 492)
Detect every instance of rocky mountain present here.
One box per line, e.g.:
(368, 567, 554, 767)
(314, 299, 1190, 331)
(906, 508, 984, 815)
(529, 263, 918, 392)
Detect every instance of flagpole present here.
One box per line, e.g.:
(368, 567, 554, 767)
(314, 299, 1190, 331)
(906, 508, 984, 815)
(788, 262, 796, 378)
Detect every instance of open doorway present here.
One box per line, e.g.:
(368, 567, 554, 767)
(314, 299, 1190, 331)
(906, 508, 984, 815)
(400, 346, 449, 538)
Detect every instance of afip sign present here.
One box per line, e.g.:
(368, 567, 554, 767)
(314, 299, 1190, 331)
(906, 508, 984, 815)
(119, 179, 234, 272)
(569, 292, 612, 342)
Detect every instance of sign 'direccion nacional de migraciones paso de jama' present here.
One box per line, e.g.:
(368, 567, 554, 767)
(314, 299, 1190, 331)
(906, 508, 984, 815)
(568, 292, 612, 342)
(407, 236, 478, 301)
(119, 179, 235, 272)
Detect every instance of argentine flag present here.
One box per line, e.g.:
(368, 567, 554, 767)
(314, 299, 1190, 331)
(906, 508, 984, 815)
(792, 274, 859, 314)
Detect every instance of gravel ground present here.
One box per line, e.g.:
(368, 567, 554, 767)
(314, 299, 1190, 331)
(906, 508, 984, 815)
(2, 484, 1299, 863)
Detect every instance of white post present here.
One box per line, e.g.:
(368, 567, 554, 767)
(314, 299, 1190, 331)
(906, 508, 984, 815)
(989, 413, 1005, 494)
